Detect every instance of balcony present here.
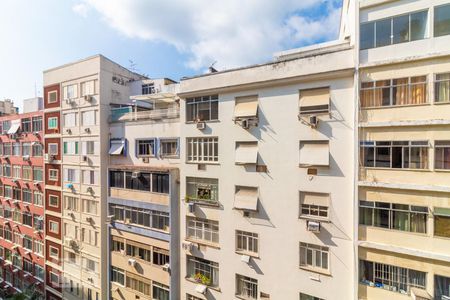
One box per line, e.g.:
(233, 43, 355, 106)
(110, 107, 179, 122)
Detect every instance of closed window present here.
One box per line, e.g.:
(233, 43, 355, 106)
(49, 220, 59, 234)
(49, 246, 59, 260)
(22, 189, 32, 204)
(13, 165, 21, 178)
(33, 167, 43, 181)
(299, 242, 329, 271)
(82, 199, 98, 215)
(82, 170, 99, 185)
(32, 116, 42, 132)
(186, 95, 219, 122)
(33, 191, 43, 206)
(50, 272, 59, 285)
(136, 139, 156, 156)
(186, 137, 218, 163)
(81, 110, 96, 126)
(153, 248, 169, 266)
(22, 166, 32, 180)
(64, 113, 77, 127)
(64, 168, 79, 183)
(152, 282, 169, 300)
(236, 230, 258, 254)
(48, 91, 57, 103)
(300, 192, 329, 219)
(187, 217, 219, 244)
(65, 196, 79, 211)
(81, 80, 96, 96)
(160, 139, 178, 157)
(435, 73, 450, 103)
(434, 4, 450, 37)
(82, 141, 98, 155)
(434, 141, 450, 169)
(236, 274, 258, 300)
(152, 173, 169, 194)
(434, 207, 450, 238)
(21, 118, 31, 133)
(48, 143, 58, 155)
(48, 117, 58, 129)
(32, 143, 43, 157)
(13, 143, 20, 156)
(63, 141, 79, 155)
(49, 169, 59, 181)
(111, 267, 125, 285)
(63, 84, 78, 100)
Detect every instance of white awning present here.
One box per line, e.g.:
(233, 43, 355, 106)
(410, 288, 431, 300)
(235, 142, 258, 165)
(300, 192, 329, 206)
(299, 141, 329, 167)
(300, 88, 330, 108)
(109, 141, 124, 155)
(7, 122, 20, 134)
(195, 284, 207, 294)
(234, 187, 258, 211)
(234, 96, 258, 118)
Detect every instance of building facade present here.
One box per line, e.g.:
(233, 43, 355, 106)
(42, 55, 143, 300)
(0, 109, 45, 298)
(357, 0, 450, 299)
(108, 78, 181, 300)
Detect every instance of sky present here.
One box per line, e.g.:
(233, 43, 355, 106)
(0, 0, 342, 112)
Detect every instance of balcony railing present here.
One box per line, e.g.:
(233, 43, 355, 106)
(110, 107, 179, 122)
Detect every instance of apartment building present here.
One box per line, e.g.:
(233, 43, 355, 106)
(0, 99, 18, 116)
(42, 55, 143, 300)
(108, 78, 181, 300)
(357, 0, 450, 299)
(0, 106, 45, 299)
(176, 7, 357, 299)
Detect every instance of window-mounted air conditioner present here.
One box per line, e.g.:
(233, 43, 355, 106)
(84, 95, 93, 102)
(182, 241, 194, 252)
(241, 254, 250, 263)
(162, 263, 170, 272)
(84, 128, 91, 133)
(196, 121, 206, 130)
(131, 171, 140, 178)
(307, 220, 321, 233)
(128, 258, 136, 267)
(188, 202, 195, 213)
(82, 155, 88, 162)
(66, 129, 72, 134)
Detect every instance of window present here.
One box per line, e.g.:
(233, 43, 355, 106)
(153, 247, 170, 266)
(82, 170, 99, 185)
(49, 195, 59, 207)
(186, 95, 219, 122)
(22, 166, 32, 180)
(111, 267, 125, 285)
(50, 271, 59, 285)
(112, 237, 124, 252)
(109, 204, 169, 231)
(22, 142, 31, 156)
(32, 143, 43, 157)
(49, 169, 59, 181)
(186, 137, 219, 162)
(434, 4, 450, 37)
(22, 189, 32, 204)
(4, 185, 11, 198)
(23, 212, 32, 226)
(299, 242, 329, 271)
(300, 293, 324, 300)
(434, 207, 450, 238)
(141, 83, 155, 95)
(186, 177, 219, 203)
(82, 141, 98, 155)
(48, 117, 58, 129)
(81, 110, 96, 126)
(48, 91, 57, 103)
(13, 187, 21, 201)
(63, 141, 78, 155)
(187, 256, 219, 287)
(34, 240, 44, 256)
(81, 228, 98, 246)
(435, 141, 450, 169)
(152, 282, 169, 300)
(299, 141, 329, 167)
(109, 139, 126, 156)
(33, 167, 43, 181)
(126, 273, 151, 295)
(136, 139, 156, 156)
(49, 246, 59, 260)
(187, 217, 219, 244)
(300, 192, 329, 219)
(64, 84, 78, 100)
(126, 242, 152, 262)
(65, 196, 79, 211)
(13, 165, 21, 178)
(3, 164, 11, 177)
(82, 199, 98, 215)
(299, 88, 330, 115)
(83, 258, 98, 272)
(32, 116, 42, 132)
(360, 10, 428, 50)
(359, 260, 426, 294)
(236, 274, 258, 300)
(13, 142, 20, 156)
(64, 168, 79, 183)
(125, 171, 150, 191)
(109, 170, 125, 188)
(23, 258, 33, 273)
(435, 73, 450, 103)
(360, 141, 429, 169)
(63, 113, 77, 127)
(34, 191, 43, 206)
(186, 295, 203, 300)
(359, 201, 428, 233)
(81, 80, 96, 96)
(3, 143, 11, 155)
(48, 143, 58, 155)
(49, 220, 59, 234)
(152, 173, 169, 194)
(434, 274, 450, 300)
(160, 139, 179, 157)
(360, 76, 428, 108)
(34, 214, 44, 231)
(236, 230, 258, 254)
(21, 118, 31, 132)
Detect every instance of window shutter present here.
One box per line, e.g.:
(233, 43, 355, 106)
(63, 86, 68, 100)
(63, 142, 67, 154)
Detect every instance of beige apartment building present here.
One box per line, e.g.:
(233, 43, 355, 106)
(42, 55, 143, 300)
(357, 0, 450, 299)
(108, 78, 181, 300)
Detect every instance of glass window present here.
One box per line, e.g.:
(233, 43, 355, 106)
(435, 73, 450, 103)
(393, 15, 409, 44)
(434, 207, 450, 238)
(136, 139, 155, 156)
(360, 22, 375, 50)
(186, 177, 219, 203)
(434, 4, 450, 37)
(32, 116, 42, 132)
(410, 11, 428, 41)
(299, 242, 329, 271)
(434, 274, 450, 300)
(187, 217, 219, 244)
(236, 274, 258, 300)
(48, 117, 58, 129)
(376, 19, 392, 47)
(186, 137, 219, 163)
(186, 95, 219, 122)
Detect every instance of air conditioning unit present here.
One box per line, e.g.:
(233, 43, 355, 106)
(12, 179, 18, 183)
(188, 202, 195, 213)
(162, 263, 170, 272)
(65, 238, 72, 247)
(86, 187, 94, 194)
(3, 155, 9, 160)
(66, 129, 72, 134)
(195, 284, 207, 295)
(84, 95, 93, 102)
(128, 258, 136, 267)
(307, 220, 321, 233)
(131, 171, 140, 178)
(22, 155, 30, 161)
(33, 131, 39, 136)
(142, 157, 149, 163)
(84, 128, 91, 133)
(86, 217, 93, 223)
(241, 254, 251, 263)
(182, 241, 194, 252)
(33, 181, 40, 187)
(82, 155, 88, 162)
(196, 121, 206, 130)
(69, 239, 79, 249)
(309, 115, 319, 128)
(68, 212, 74, 218)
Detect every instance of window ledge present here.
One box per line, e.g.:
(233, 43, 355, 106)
(299, 266, 331, 276)
(186, 238, 220, 249)
(186, 162, 220, 165)
(235, 250, 259, 259)
(185, 199, 220, 207)
(185, 120, 220, 124)
(360, 103, 430, 110)
(433, 101, 450, 105)
(299, 216, 331, 223)
(362, 167, 430, 172)
(184, 277, 221, 292)
(359, 225, 428, 236)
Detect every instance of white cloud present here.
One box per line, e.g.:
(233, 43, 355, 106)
(77, 0, 342, 70)
(72, 3, 89, 18)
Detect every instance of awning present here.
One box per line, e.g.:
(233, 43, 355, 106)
(299, 88, 330, 114)
(234, 187, 258, 211)
(410, 288, 432, 300)
(301, 192, 329, 206)
(299, 141, 329, 167)
(235, 142, 258, 164)
(7, 122, 20, 134)
(109, 141, 124, 155)
(195, 284, 207, 294)
(234, 96, 258, 118)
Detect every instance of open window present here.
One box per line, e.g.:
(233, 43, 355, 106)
(234, 95, 258, 129)
(299, 140, 330, 167)
(300, 192, 329, 219)
(299, 88, 330, 116)
(234, 186, 258, 212)
(109, 139, 127, 156)
(235, 142, 258, 165)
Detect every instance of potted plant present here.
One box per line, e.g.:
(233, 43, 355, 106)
(192, 273, 211, 285)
